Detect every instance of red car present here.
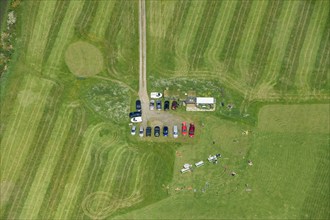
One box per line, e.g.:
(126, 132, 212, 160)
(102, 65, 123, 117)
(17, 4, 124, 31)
(189, 123, 195, 137)
(182, 122, 187, 136)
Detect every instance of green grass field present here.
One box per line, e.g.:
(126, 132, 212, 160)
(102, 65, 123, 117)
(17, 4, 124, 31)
(1, 0, 329, 219)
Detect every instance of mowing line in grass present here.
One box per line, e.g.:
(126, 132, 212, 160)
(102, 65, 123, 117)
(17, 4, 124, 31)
(259, 0, 297, 91)
(89, 0, 116, 39)
(75, 0, 99, 38)
(219, 0, 253, 71)
(25, 0, 56, 69)
(19, 1, 41, 56)
(189, 0, 222, 70)
(165, 0, 192, 51)
(296, 1, 329, 93)
(249, 0, 284, 87)
(41, 0, 71, 66)
(37, 107, 86, 219)
(300, 144, 329, 219)
(205, 1, 234, 66)
(3, 85, 63, 220)
(310, 9, 330, 91)
(54, 123, 112, 219)
(233, 0, 267, 76)
(276, 1, 316, 93)
(19, 107, 73, 220)
(45, 1, 84, 72)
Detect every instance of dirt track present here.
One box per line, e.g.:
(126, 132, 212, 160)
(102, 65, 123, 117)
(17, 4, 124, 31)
(138, 0, 183, 129)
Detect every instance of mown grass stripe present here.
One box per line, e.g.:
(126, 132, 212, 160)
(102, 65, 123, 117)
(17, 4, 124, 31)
(72, 148, 129, 219)
(75, 0, 99, 38)
(300, 149, 330, 219)
(37, 107, 86, 219)
(54, 123, 111, 219)
(189, 0, 222, 69)
(249, 0, 284, 86)
(26, 0, 56, 69)
(41, 0, 71, 66)
(276, 1, 316, 92)
(19, 106, 73, 220)
(310, 10, 330, 91)
(3, 85, 63, 219)
(165, 0, 192, 51)
(219, 0, 253, 70)
(19, 1, 41, 56)
(205, 1, 238, 68)
(295, 1, 328, 93)
(259, 0, 298, 89)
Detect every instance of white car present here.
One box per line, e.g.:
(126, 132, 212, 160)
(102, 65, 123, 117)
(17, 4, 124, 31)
(139, 126, 144, 137)
(149, 100, 155, 110)
(131, 126, 136, 135)
(150, 92, 162, 99)
(173, 125, 178, 138)
(131, 116, 142, 123)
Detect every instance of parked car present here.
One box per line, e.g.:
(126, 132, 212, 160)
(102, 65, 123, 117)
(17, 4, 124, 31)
(131, 117, 142, 123)
(163, 126, 168, 136)
(171, 101, 178, 110)
(164, 101, 170, 111)
(131, 126, 136, 135)
(129, 111, 141, 118)
(189, 123, 195, 137)
(156, 100, 162, 110)
(139, 126, 144, 137)
(154, 126, 160, 137)
(150, 92, 162, 99)
(173, 125, 178, 138)
(146, 127, 152, 137)
(136, 100, 141, 112)
(149, 99, 155, 110)
(182, 122, 187, 136)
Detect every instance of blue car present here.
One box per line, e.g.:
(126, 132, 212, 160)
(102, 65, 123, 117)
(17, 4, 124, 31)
(163, 126, 168, 136)
(136, 100, 141, 111)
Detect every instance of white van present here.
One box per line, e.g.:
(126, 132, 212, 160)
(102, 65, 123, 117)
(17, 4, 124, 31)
(131, 117, 142, 123)
(173, 125, 178, 138)
(150, 92, 162, 99)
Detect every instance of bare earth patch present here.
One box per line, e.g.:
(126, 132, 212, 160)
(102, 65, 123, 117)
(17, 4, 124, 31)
(65, 41, 103, 77)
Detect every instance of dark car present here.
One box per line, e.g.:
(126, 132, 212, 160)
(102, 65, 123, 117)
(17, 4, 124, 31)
(164, 101, 170, 111)
(156, 100, 162, 110)
(129, 111, 141, 118)
(154, 126, 160, 137)
(171, 101, 178, 110)
(136, 100, 141, 111)
(163, 126, 168, 136)
(146, 127, 152, 137)
(189, 123, 195, 137)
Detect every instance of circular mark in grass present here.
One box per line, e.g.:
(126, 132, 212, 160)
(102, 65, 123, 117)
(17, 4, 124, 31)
(65, 41, 103, 77)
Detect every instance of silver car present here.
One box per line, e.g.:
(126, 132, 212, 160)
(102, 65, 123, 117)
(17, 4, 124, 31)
(149, 100, 155, 110)
(131, 126, 136, 135)
(139, 126, 144, 137)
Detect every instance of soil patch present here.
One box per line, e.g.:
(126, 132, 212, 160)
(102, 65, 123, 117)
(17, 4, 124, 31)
(65, 41, 103, 77)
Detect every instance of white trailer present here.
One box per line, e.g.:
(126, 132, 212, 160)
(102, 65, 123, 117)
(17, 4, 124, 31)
(195, 161, 204, 167)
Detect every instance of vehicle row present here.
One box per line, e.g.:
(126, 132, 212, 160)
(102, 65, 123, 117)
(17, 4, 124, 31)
(149, 100, 178, 111)
(131, 122, 195, 138)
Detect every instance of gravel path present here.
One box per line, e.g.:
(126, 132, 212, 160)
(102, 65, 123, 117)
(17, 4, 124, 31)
(138, 0, 184, 129)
